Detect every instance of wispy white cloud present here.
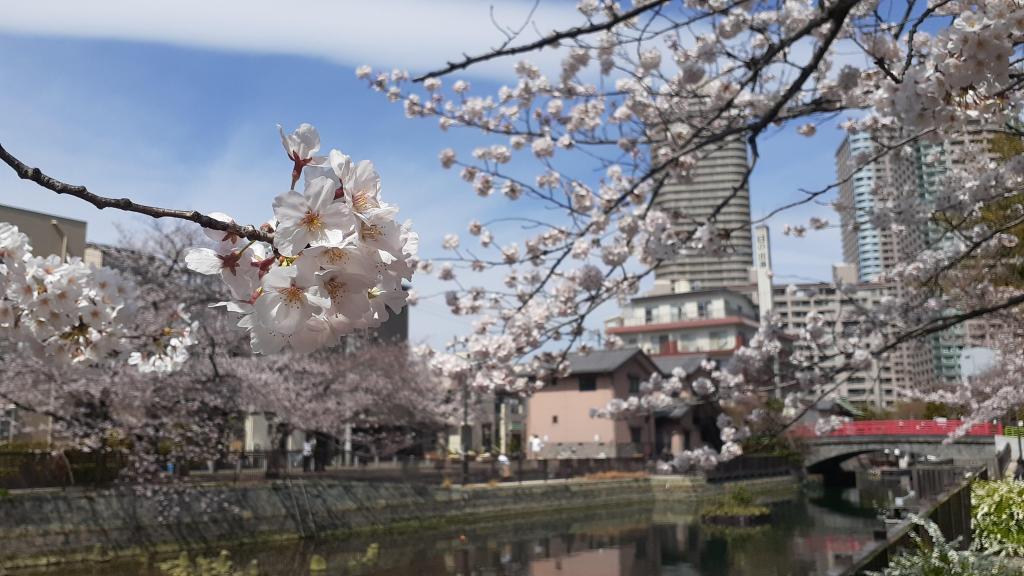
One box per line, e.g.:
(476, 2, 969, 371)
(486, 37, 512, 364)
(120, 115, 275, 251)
(0, 0, 580, 79)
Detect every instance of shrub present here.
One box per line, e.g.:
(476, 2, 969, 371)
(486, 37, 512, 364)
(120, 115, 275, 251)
(972, 480, 1024, 557)
(700, 487, 770, 520)
(868, 516, 1011, 576)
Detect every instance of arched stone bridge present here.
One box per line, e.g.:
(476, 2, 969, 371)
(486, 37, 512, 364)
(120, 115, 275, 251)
(804, 434, 996, 469)
(796, 420, 1003, 481)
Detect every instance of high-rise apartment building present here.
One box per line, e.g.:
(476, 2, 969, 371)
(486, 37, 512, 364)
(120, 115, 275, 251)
(834, 128, 1006, 384)
(835, 131, 915, 281)
(654, 138, 754, 289)
(769, 265, 932, 408)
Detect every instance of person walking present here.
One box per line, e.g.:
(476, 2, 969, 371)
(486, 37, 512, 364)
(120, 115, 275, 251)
(498, 453, 511, 480)
(302, 436, 315, 473)
(529, 434, 544, 459)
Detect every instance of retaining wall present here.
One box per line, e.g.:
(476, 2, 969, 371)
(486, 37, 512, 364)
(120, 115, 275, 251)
(0, 474, 796, 570)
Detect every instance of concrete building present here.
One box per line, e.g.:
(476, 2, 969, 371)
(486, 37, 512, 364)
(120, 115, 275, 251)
(768, 265, 932, 408)
(654, 138, 754, 289)
(605, 280, 760, 360)
(835, 131, 915, 281)
(835, 129, 1007, 384)
(0, 204, 87, 261)
(525, 349, 715, 460)
(912, 131, 1005, 383)
(445, 391, 526, 457)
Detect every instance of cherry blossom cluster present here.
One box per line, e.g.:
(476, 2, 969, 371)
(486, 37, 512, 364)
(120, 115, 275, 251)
(186, 124, 416, 354)
(359, 0, 1022, 429)
(3, 0, 1016, 468)
(0, 221, 194, 372)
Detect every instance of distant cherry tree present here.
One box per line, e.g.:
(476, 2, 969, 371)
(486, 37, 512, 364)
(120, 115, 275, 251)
(1, 0, 1022, 468)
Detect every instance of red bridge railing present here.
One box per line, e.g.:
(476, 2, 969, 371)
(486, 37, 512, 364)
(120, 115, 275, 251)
(793, 419, 1002, 438)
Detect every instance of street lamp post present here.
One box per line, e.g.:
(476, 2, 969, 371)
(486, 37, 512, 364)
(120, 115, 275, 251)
(461, 373, 470, 486)
(1016, 420, 1023, 460)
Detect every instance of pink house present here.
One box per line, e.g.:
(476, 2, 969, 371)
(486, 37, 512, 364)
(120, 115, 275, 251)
(527, 348, 721, 460)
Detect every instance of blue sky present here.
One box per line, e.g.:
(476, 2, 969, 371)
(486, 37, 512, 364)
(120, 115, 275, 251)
(0, 1, 848, 347)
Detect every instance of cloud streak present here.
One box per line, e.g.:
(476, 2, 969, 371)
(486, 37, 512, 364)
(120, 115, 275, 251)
(0, 0, 580, 79)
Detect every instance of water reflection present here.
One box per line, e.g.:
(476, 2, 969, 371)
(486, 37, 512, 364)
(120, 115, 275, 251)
(21, 489, 884, 576)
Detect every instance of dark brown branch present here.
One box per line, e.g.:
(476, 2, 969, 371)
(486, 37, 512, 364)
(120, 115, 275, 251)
(0, 141, 273, 244)
(879, 292, 1024, 357)
(413, 0, 673, 82)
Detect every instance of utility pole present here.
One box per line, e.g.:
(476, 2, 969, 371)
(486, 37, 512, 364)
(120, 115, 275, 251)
(461, 373, 470, 485)
(343, 423, 352, 466)
(1017, 420, 1023, 461)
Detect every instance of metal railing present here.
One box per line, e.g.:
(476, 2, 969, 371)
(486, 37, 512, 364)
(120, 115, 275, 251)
(612, 310, 726, 327)
(1, 450, 798, 489)
(1003, 425, 1024, 438)
(840, 466, 984, 575)
(793, 419, 1003, 438)
(705, 454, 795, 483)
(0, 451, 125, 490)
(0, 450, 659, 489)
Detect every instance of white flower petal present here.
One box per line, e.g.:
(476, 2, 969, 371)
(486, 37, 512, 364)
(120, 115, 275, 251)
(184, 248, 223, 275)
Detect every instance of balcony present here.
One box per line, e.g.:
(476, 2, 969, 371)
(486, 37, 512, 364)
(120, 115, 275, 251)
(614, 310, 724, 328)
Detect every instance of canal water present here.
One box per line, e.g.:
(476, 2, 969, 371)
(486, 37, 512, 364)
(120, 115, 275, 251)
(25, 487, 883, 576)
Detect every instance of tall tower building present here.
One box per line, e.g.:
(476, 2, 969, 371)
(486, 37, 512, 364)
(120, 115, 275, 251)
(834, 128, 1007, 385)
(834, 131, 912, 281)
(654, 138, 753, 289)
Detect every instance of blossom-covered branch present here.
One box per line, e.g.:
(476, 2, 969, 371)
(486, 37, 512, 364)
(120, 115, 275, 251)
(0, 142, 272, 244)
(363, 0, 1024, 467)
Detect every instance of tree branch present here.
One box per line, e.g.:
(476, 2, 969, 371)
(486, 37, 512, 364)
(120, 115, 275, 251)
(0, 141, 273, 244)
(413, 0, 673, 82)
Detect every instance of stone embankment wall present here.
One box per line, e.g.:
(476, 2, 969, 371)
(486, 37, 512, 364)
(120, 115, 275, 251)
(0, 474, 796, 570)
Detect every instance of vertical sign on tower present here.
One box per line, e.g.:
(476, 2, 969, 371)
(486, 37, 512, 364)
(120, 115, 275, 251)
(754, 225, 773, 319)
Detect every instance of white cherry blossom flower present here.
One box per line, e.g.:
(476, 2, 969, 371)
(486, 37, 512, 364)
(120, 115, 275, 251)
(255, 257, 329, 335)
(272, 176, 353, 257)
(278, 123, 321, 162)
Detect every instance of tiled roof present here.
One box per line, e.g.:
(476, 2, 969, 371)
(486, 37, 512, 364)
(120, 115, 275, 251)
(651, 355, 734, 374)
(566, 348, 650, 374)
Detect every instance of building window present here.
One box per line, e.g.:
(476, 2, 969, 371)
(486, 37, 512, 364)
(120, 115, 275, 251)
(579, 375, 597, 391)
(644, 307, 654, 323)
(0, 406, 13, 443)
(697, 300, 709, 318)
(482, 423, 493, 451)
(709, 331, 729, 350)
(628, 375, 641, 395)
(679, 336, 696, 352)
(552, 415, 559, 424)
(629, 426, 643, 444)
(658, 334, 670, 354)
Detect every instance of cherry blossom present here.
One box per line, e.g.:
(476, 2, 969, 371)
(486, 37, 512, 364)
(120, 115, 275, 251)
(0, 0, 1022, 472)
(182, 125, 416, 354)
(1, 222, 193, 372)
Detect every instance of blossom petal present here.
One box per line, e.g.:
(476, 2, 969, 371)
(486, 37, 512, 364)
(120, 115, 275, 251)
(184, 248, 223, 275)
(305, 176, 336, 212)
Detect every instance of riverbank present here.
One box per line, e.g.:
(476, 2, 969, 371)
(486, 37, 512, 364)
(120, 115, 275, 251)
(0, 474, 797, 571)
